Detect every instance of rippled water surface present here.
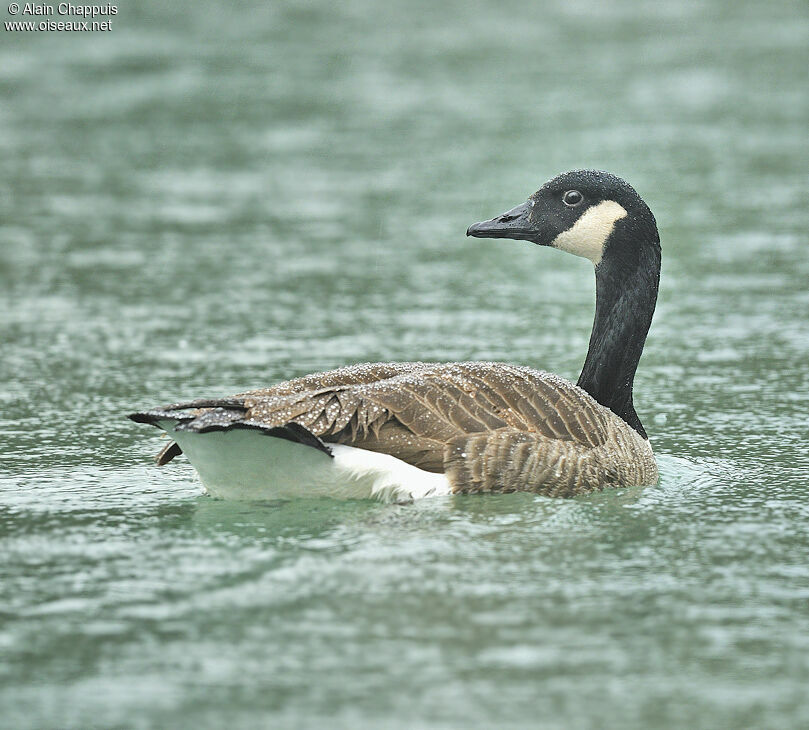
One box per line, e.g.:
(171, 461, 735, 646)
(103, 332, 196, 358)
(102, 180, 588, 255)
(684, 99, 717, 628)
(2, 0, 808, 727)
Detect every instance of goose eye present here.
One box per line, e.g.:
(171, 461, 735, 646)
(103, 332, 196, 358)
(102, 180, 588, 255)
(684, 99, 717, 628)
(563, 190, 583, 207)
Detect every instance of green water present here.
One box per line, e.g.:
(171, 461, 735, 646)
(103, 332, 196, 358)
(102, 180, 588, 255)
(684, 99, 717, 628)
(2, 0, 808, 727)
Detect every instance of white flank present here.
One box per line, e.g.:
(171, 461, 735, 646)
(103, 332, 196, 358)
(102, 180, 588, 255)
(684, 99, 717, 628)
(159, 421, 451, 503)
(551, 199, 628, 264)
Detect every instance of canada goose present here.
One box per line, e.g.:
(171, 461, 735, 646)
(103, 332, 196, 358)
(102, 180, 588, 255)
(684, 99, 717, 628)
(130, 169, 661, 501)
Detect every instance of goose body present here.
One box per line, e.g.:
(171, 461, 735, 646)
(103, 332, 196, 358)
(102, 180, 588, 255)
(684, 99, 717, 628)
(130, 170, 662, 501)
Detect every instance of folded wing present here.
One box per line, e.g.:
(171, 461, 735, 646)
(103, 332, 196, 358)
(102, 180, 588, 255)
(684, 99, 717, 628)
(135, 361, 637, 493)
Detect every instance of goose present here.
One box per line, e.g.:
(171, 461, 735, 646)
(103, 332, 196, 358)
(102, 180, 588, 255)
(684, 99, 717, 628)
(129, 169, 661, 501)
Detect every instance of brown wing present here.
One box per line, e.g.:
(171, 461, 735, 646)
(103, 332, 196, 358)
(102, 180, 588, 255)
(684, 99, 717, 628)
(141, 361, 654, 493)
(231, 362, 617, 472)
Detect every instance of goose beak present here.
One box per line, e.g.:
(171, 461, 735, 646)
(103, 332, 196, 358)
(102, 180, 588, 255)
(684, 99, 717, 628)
(466, 201, 536, 242)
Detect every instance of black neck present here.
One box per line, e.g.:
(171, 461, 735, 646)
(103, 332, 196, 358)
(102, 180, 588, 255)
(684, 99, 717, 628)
(576, 226, 660, 438)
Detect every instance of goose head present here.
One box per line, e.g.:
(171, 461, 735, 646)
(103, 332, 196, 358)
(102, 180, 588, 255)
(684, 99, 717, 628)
(467, 169, 661, 437)
(466, 169, 660, 269)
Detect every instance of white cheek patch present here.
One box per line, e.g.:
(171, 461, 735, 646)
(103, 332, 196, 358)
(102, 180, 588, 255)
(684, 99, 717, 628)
(551, 200, 628, 265)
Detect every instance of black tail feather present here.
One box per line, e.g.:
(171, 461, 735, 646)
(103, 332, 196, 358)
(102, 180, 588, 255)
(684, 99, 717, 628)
(128, 409, 191, 427)
(163, 398, 247, 411)
(156, 441, 183, 466)
(129, 407, 333, 459)
(260, 422, 333, 457)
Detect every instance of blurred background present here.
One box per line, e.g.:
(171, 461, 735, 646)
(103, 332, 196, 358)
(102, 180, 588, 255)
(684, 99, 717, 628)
(1, 0, 808, 728)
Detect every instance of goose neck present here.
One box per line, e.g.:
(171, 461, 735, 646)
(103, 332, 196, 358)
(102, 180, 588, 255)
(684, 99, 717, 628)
(576, 239, 660, 437)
